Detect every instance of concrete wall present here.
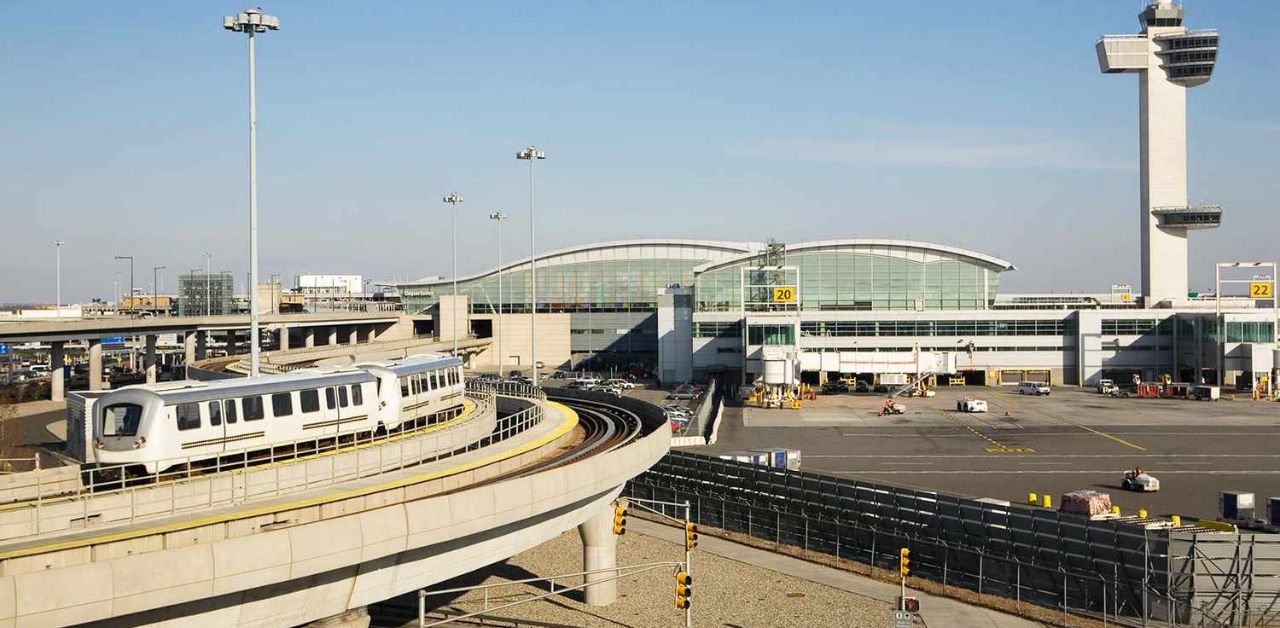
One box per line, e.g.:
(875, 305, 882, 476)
(470, 313, 572, 372)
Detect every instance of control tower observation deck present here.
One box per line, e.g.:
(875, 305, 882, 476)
(1096, 0, 1220, 305)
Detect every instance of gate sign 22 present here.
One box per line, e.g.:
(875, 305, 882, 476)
(1250, 282, 1274, 300)
(771, 287, 796, 303)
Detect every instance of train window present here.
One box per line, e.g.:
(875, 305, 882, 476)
(271, 393, 293, 417)
(224, 399, 238, 424)
(428, 372, 437, 390)
(326, 387, 336, 409)
(411, 376, 419, 395)
(300, 389, 319, 413)
(400, 378, 409, 397)
(338, 386, 349, 408)
(176, 403, 201, 431)
(351, 384, 363, 405)
(243, 396, 265, 421)
(208, 401, 222, 426)
(102, 403, 143, 437)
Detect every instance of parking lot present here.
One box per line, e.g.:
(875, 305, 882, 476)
(706, 385, 1280, 519)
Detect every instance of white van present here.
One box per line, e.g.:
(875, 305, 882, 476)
(1017, 381, 1050, 396)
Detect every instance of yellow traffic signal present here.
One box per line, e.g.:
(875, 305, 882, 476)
(684, 522, 698, 550)
(675, 571, 693, 609)
(612, 505, 627, 535)
(899, 548, 911, 578)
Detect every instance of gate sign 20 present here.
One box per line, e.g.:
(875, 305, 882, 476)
(1250, 282, 1274, 300)
(771, 287, 796, 303)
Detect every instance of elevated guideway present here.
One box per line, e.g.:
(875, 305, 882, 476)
(0, 384, 669, 627)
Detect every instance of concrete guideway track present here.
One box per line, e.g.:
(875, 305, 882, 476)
(0, 391, 670, 627)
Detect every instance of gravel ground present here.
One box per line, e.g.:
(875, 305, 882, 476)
(373, 529, 893, 628)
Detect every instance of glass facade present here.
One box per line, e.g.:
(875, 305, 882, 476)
(178, 272, 234, 316)
(695, 247, 1001, 313)
(401, 258, 704, 315)
(1225, 321, 1276, 343)
(801, 319, 1074, 338)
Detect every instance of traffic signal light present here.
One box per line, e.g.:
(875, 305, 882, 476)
(684, 522, 698, 550)
(612, 505, 627, 535)
(899, 548, 911, 578)
(675, 571, 693, 609)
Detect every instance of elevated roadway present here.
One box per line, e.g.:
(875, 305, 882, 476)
(0, 386, 668, 627)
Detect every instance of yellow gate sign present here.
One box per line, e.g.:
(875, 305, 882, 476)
(771, 287, 796, 303)
(1250, 282, 1274, 299)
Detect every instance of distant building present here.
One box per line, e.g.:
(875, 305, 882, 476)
(178, 272, 234, 316)
(296, 274, 363, 295)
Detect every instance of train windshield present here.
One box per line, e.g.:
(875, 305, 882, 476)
(102, 403, 144, 437)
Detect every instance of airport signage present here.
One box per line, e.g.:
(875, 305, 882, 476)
(771, 287, 796, 303)
(1250, 282, 1273, 299)
(102, 337, 126, 345)
(0, 344, 7, 356)
(893, 611, 912, 628)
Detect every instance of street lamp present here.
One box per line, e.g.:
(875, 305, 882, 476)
(442, 192, 464, 356)
(114, 256, 134, 312)
(203, 252, 214, 316)
(153, 266, 167, 316)
(516, 145, 546, 384)
(489, 211, 508, 373)
(53, 240, 65, 317)
(223, 7, 280, 377)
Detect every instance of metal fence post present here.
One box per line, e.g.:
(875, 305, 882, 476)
(775, 511, 780, 549)
(835, 518, 841, 561)
(1016, 562, 1021, 607)
(979, 553, 984, 595)
(943, 546, 948, 587)
(1063, 572, 1069, 627)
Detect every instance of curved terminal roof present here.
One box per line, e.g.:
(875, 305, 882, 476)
(692, 238, 1017, 274)
(397, 239, 762, 288)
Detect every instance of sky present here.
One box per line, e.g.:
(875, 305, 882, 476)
(2, 1, 1278, 303)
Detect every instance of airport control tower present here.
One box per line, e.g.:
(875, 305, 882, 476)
(1097, 1, 1220, 304)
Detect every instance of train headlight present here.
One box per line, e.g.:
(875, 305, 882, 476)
(132, 436, 147, 449)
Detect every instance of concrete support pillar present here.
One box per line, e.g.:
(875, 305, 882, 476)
(87, 339, 104, 391)
(347, 325, 358, 345)
(144, 334, 158, 384)
(327, 327, 338, 346)
(304, 328, 315, 348)
(577, 503, 621, 606)
(49, 341, 66, 402)
(183, 332, 197, 364)
(280, 327, 291, 351)
(305, 606, 369, 628)
(225, 331, 239, 356)
(195, 330, 208, 360)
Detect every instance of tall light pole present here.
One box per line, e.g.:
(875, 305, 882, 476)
(442, 192, 464, 356)
(516, 145, 546, 384)
(203, 252, 214, 316)
(153, 266, 166, 316)
(114, 256, 134, 312)
(224, 7, 279, 377)
(53, 240, 65, 317)
(489, 211, 508, 373)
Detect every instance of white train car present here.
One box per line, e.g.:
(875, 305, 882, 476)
(92, 353, 465, 476)
(358, 354, 465, 431)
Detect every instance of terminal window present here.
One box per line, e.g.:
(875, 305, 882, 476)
(748, 324, 795, 346)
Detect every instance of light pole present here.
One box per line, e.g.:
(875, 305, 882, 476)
(203, 252, 214, 316)
(516, 145, 546, 384)
(114, 256, 134, 312)
(153, 266, 166, 316)
(489, 211, 508, 373)
(224, 7, 279, 377)
(53, 240, 65, 317)
(442, 192, 464, 356)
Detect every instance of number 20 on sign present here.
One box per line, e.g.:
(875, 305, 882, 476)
(1251, 282, 1274, 299)
(772, 287, 796, 303)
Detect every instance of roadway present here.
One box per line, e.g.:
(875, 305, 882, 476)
(706, 386, 1280, 519)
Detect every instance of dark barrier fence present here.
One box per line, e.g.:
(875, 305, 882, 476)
(544, 388, 667, 435)
(626, 451, 1228, 626)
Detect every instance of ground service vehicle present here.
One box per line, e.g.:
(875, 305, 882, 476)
(93, 354, 464, 476)
(1097, 379, 1116, 394)
(1017, 381, 1051, 396)
(1122, 470, 1160, 492)
(956, 398, 988, 413)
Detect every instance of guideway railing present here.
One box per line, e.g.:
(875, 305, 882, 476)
(4, 382, 548, 542)
(628, 451, 1251, 627)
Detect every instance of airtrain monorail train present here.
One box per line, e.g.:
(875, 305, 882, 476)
(92, 353, 465, 475)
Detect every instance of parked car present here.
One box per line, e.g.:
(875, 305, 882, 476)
(474, 373, 502, 384)
(821, 381, 849, 394)
(1017, 381, 1051, 396)
(667, 388, 697, 400)
(855, 381, 872, 393)
(550, 371, 567, 380)
(507, 375, 532, 385)
(604, 378, 636, 390)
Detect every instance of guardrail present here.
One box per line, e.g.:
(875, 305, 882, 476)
(0, 385, 555, 541)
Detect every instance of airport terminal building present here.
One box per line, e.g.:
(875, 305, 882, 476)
(391, 237, 1277, 391)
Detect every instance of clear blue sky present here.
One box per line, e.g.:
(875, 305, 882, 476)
(3, 1, 1277, 303)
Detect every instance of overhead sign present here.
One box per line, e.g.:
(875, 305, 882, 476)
(771, 287, 796, 303)
(0, 344, 8, 356)
(102, 337, 126, 345)
(1249, 282, 1273, 300)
